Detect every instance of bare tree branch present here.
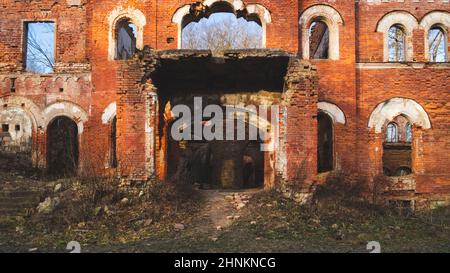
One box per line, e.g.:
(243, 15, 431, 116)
(182, 14, 262, 54)
(26, 23, 55, 73)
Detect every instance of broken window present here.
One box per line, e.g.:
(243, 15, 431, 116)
(386, 123, 398, 143)
(2, 124, 9, 132)
(24, 22, 55, 73)
(318, 112, 333, 173)
(428, 26, 447, 62)
(115, 19, 137, 60)
(0, 109, 32, 154)
(388, 25, 406, 62)
(309, 21, 329, 59)
(383, 116, 412, 177)
(182, 12, 263, 53)
(406, 122, 412, 143)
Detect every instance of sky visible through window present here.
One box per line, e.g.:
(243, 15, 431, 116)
(182, 12, 263, 51)
(429, 27, 446, 62)
(25, 22, 55, 74)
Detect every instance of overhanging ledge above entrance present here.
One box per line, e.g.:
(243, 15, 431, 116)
(151, 49, 294, 93)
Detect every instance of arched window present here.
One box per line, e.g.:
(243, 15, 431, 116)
(383, 117, 413, 177)
(181, 11, 263, 52)
(386, 123, 398, 143)
(388, 25, 406, 62)
(299, 5, 343, 60)
(115, 19, 137, 60)
(406, 122, 412, 143)
(309, 20, 329, 59)
(428, 26, 447, 62)
(173, 1, 271, 50)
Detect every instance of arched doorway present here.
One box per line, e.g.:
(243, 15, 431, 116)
(165, 113, 269, 190)
(46, 116, 79, 177)
(318, 112, 333, 173)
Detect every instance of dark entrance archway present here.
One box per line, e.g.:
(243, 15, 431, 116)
(318, 112, 333, 173)
(47, 116, 79, 177)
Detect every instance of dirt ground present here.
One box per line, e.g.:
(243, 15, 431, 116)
(1, 168, 450, 253)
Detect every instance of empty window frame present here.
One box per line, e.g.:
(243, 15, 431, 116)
(386, 123, 398, 143)
(428, 26, 447, 62)
(406, 122, 412, 143)
(388, 25, 406, 62)
(115, 19, 137, 60)
(2, 124, 9, 132)
(23, 22, 55, 73)
(181, 13, 263, 52)
(309, 20, 329, 59)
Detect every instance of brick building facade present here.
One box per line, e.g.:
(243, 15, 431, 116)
(0, 0, 449, 209)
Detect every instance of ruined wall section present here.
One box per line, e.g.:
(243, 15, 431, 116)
(0, 0, 89, 72)
(299, 1, 359, 182)
(160, 0, 299, 52)
(356, 1, 450, 205)
(278, 59, 318, 203)
(85, 0, 157, 175)
(356, 0, 449, 63)
(115, 48, 158, 180)
(0, 0, 92, 172)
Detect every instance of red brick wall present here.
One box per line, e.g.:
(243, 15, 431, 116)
(0, 0, 92, 173)
(300, 1, 359, 178)
(0, 0, 449, 201)
(0, 0, 88, 70)
(356, 2, 449, 63)
(154, 0, 299, 52)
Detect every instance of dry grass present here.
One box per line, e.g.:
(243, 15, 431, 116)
(23, 176, 203, 246)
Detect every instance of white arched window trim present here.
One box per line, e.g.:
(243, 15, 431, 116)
(318, 101, 346, 125)
(0, 96, 44, 130)
(43, 102, 88, 134)
(108, 6, 146, 61)
(419, 11, 450, 62)
(376, 11, 418, 62)
(368, 98, 431, 134)
(102, 102, 117, 124)
(299, 5, 343, 61)
(171, 0, 272, 49)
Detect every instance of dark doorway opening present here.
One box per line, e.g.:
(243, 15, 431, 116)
(243, 141, 264, 188)
(318, 112, 333, 173)
(47, 116, 78, 177)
